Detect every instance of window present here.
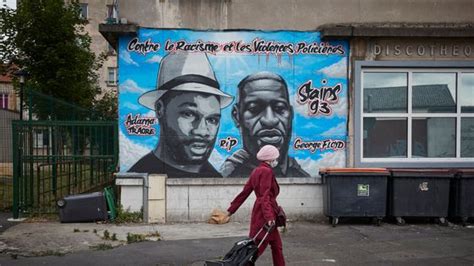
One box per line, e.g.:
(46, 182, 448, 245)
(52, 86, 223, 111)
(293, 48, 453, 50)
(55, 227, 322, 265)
(106, 4, 117, 23)
(79, 3, 88, 19)
(1, 94, 8, 110)
(355, 61, 474, 167)
(33, 129, 50, 148)
(107, 67, 117, 86)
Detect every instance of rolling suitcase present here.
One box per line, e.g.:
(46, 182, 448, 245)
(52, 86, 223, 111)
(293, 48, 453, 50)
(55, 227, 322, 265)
(205, 224, 274, 266)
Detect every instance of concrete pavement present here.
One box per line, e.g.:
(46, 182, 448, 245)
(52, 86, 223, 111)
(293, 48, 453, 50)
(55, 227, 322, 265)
(0, 216, 473, 265)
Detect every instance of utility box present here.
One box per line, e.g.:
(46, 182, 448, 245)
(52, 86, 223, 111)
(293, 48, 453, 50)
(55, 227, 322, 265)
(450, 169, 474, 225)
(389, 169, 453, 225)
(321, 168, 389, 226)
(147, 174, 167, 223)
(57, 192, 108, 223)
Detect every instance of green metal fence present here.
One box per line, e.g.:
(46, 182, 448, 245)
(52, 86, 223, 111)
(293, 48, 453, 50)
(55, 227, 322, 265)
(11, 89, 118, 218)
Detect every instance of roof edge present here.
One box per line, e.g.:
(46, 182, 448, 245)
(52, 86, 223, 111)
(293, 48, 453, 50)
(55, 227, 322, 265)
(99, 23, 138, 50)
(318, 23, 474, 39)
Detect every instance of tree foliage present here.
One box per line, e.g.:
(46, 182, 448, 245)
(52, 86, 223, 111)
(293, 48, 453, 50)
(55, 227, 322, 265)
(0, 0, 107, 119)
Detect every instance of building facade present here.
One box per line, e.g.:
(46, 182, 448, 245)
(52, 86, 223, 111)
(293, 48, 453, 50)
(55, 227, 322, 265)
(78, 0, 118, 96)
(102, 0, 474, 222)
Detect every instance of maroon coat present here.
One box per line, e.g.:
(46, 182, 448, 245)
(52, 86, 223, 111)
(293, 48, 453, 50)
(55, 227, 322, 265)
(228, 162, 280, 237)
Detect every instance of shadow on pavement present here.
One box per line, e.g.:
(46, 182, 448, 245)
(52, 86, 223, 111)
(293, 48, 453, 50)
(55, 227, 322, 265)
(0, 211, 17, 234)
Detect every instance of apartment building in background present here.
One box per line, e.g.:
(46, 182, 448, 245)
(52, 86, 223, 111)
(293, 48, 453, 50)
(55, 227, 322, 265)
(78, 0, 118, 96)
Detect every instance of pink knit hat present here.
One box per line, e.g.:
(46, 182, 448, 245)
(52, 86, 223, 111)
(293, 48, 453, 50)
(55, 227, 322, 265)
(256, 145, 280, 161)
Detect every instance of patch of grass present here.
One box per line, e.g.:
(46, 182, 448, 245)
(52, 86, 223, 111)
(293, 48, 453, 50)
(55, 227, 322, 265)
(93, 229, 97, 233)
(125, 231, 161, 243)
(73, 228, 80, 233)
(111, 233, 117, 241)
(89, 243, 114, 251)
(82, 229, 89, 233)
(114, 205, 143, 224)
(126, 233, 146, 244)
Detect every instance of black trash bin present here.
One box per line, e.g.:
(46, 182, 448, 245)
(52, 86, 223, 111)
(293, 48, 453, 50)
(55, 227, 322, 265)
(450, 169, 474, 225)
(321, 168, 389, 227)
(57, 191, 108, 223)
(389, 169, 453, 226)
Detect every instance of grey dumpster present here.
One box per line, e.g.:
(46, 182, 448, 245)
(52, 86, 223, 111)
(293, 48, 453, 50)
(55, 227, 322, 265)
(389, 169, 453, 226)
(450, 169, 474, 225)
(321, 168, 389, 227)
(57, 191, 108, 223)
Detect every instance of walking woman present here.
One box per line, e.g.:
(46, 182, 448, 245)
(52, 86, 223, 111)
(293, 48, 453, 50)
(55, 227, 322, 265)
(226, 145, 286, 266)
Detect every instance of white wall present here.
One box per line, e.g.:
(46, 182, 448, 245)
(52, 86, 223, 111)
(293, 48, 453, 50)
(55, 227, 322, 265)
(1, 0, 16, 9)
(166, 178, 323, 222)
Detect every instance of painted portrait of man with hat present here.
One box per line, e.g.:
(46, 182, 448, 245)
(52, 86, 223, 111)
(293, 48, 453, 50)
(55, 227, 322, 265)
(128, 52, 233, 177)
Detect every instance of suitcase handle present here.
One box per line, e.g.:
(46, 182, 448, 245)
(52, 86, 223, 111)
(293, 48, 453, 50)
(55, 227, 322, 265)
(252, 224, 275, 248)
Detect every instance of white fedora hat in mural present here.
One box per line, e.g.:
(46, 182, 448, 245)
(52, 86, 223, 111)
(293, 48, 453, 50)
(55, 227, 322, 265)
(139, 52, 233, 110)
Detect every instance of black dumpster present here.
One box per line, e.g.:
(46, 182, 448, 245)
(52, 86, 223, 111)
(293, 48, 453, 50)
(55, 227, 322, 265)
(450, 169, 474, 225)
(321, 168, 389, 226)
(389, 169, 453, 226)
(57, 191, 108, 223)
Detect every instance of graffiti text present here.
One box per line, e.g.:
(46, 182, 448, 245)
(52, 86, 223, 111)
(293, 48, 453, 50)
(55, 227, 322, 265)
(297, 80, 342, 116)
(295, 42, 345, 55)
(219, 137, 238, 151)
(127, 38, 160, 55)
(294, 138, 345, 153)
(125, 114, 157, 136)
(165, 40, 220, 54)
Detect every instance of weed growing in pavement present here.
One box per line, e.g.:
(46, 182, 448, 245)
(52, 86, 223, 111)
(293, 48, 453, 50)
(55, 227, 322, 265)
(32, 250, 65, 257)
(103, 230, 110, 240)
(93, 229, 97, 233)
(111, 233, 118, 241)
(124, 231, 161, 243)
(126, 233, 146, 244)
(73, 228, 80, 233)
(114, 205, 143, 224)
(89, 243, 114, 251)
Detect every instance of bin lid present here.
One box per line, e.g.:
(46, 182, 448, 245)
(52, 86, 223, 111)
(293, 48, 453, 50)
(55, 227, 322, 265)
(390, 168, 454, 178)
(456, 169, 474, 178)
(319, 168, 390, 176)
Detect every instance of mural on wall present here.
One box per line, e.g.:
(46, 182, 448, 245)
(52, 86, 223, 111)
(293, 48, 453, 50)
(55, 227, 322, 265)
(119, 29, 349, 178)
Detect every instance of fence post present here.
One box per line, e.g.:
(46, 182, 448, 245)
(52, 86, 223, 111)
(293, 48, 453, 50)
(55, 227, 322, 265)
(52, 122, 57, 197)
(12, 122, 20, 219)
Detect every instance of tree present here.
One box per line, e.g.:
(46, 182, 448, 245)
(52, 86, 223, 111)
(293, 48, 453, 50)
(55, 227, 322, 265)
(93, 90, 118, 121)
(0, 0, 106, 119)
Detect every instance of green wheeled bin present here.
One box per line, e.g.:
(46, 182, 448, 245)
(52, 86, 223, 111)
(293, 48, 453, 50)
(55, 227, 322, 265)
(321, 168, 390, 227)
